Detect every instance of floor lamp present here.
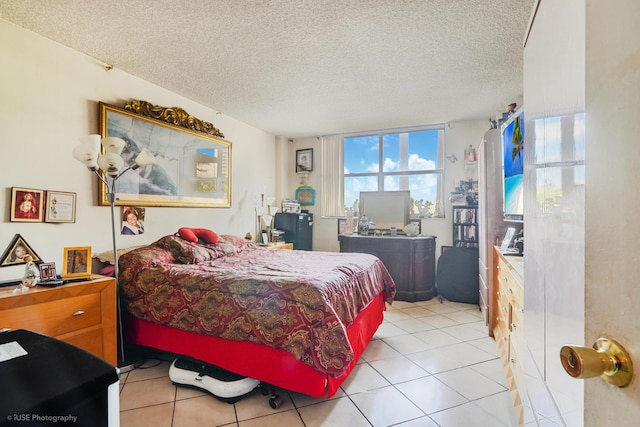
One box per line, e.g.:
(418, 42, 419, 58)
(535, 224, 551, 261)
(72, 134, 156, 372)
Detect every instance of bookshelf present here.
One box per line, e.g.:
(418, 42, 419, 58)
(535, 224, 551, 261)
(452, 205, 478, 248)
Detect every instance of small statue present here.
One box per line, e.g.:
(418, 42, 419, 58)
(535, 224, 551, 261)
(14, 254, 39, 293)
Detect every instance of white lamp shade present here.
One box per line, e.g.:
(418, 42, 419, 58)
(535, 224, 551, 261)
(102, 137, 126, 155)
(72, 143, 100, 169)
(97, 153, 124, 176)
(78, 134, 102, 152)
(133, 148, 156, 167)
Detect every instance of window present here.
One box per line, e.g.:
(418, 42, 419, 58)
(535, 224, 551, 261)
(343, 128, 445, 217)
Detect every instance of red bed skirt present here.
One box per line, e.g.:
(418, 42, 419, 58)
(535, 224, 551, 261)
(123, 292, 386, 397)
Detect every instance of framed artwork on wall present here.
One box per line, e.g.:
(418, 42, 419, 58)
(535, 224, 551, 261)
(296, 148, 313, 172)
(99, 101, 231, 208)
(10, 187, 44, 222)
(45, 191, 77, 223)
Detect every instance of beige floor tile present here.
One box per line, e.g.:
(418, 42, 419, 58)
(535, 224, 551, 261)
(234, 388, 295, 421)
(443, 309, 484, 324)
(350, 385, 425, 426)
(120, 402, 174, 427)
(298, 396, 371, 427)
(435, 366, 507, 400)
(412, 328, 462, 349)
(439, 324, 488, 341)
(120, 376, 177, 411)
(393, 416, 440, 426)
(398, 306, 436, 318)
(469, 358, 508, 387)
(395, 376, 467, 414)
(474, 391, 519, 426)
(392, 317, 437, 333)
(173, 395, 238, 427)
(382, 333, 433, 354)
(126, 360, 172, 382)
(373, 321, 407, 339)
(238, 409, 305, 427)
(429, 400, 508, 427)
(361, 338, 402, 361)
(369, 355, 431, 383)
(340, 362, 390, 394)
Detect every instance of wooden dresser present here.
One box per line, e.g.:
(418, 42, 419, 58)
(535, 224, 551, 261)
(0, 275, 117, 366)
(338, 234, 436, 301)
(492, 247, 524, 425)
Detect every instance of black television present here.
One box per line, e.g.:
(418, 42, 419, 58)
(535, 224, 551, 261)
(501, 108, 524, 222)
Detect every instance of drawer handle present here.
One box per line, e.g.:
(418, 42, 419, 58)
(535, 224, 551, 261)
(520, 308, 525, 314)
(73, 310, 85, 316)
(511, 358, 516, 364)
(502, 306, 508, 312)
(511, 322, 517, 329)
(0, 328, 11, 333)
(503, 276, 509, 282)
(507, 287, 513, 293)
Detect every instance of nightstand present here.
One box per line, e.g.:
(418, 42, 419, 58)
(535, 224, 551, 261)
(0, 275, 117, 365)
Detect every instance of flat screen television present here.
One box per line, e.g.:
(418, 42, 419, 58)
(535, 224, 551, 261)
(359, 191, 410, 230)
(501, 108, 524, 222)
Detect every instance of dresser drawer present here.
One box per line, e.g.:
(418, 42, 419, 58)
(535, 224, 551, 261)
(0, 293, 101, 337)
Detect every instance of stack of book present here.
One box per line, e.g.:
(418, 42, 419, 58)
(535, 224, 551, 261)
(270, 229, 286, 243)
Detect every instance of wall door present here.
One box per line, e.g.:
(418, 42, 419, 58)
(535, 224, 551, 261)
(523, 1, 640, 426)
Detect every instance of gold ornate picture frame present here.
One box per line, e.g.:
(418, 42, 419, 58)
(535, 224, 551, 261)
(99, 101, 232, 207)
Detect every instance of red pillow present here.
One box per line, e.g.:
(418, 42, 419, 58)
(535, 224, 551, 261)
(178, 227, 220, 244)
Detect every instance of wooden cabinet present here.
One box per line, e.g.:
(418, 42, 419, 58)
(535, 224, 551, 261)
(492, 247, 524, 425)
(338, 235, 436, 302)
(0, 276, 117, 365)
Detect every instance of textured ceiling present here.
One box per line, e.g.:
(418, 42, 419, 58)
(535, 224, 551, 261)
(0, 1, 534, 137)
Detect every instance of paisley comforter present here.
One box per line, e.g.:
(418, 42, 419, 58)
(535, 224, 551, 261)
(118, 234, 395, 376)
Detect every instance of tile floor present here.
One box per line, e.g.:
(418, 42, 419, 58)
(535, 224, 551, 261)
(119, 299, 518, 427)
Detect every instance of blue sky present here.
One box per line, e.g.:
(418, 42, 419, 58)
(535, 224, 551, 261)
(343, 130, 442, 209)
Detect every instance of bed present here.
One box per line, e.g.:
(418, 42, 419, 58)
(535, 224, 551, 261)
(118, 234, 396, 397)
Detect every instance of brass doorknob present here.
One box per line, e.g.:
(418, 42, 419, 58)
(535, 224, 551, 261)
(560, 338, 633, 387)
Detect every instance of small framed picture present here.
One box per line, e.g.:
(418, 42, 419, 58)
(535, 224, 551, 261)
(261, 232, 269, 244)
(62, 246, 92, 279)
(45, 191, 77, 223)
(338, 218, 349, 235)
(10, 187, 44, 222)
(38, 262, 57, 281)
(0, 234, 42, 267)
(296, 148, 313, 172)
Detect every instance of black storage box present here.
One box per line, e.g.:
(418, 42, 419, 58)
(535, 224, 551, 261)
(0, 329, 119, 427)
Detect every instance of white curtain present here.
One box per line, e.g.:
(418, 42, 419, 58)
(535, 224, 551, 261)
(320, 135, 344, 217)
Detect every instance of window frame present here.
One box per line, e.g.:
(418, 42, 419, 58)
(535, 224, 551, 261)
(341, 126, 445, 218)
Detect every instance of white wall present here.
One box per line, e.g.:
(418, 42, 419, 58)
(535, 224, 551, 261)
(0, 20, 276, 282)
(285, 120, 492, 258)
